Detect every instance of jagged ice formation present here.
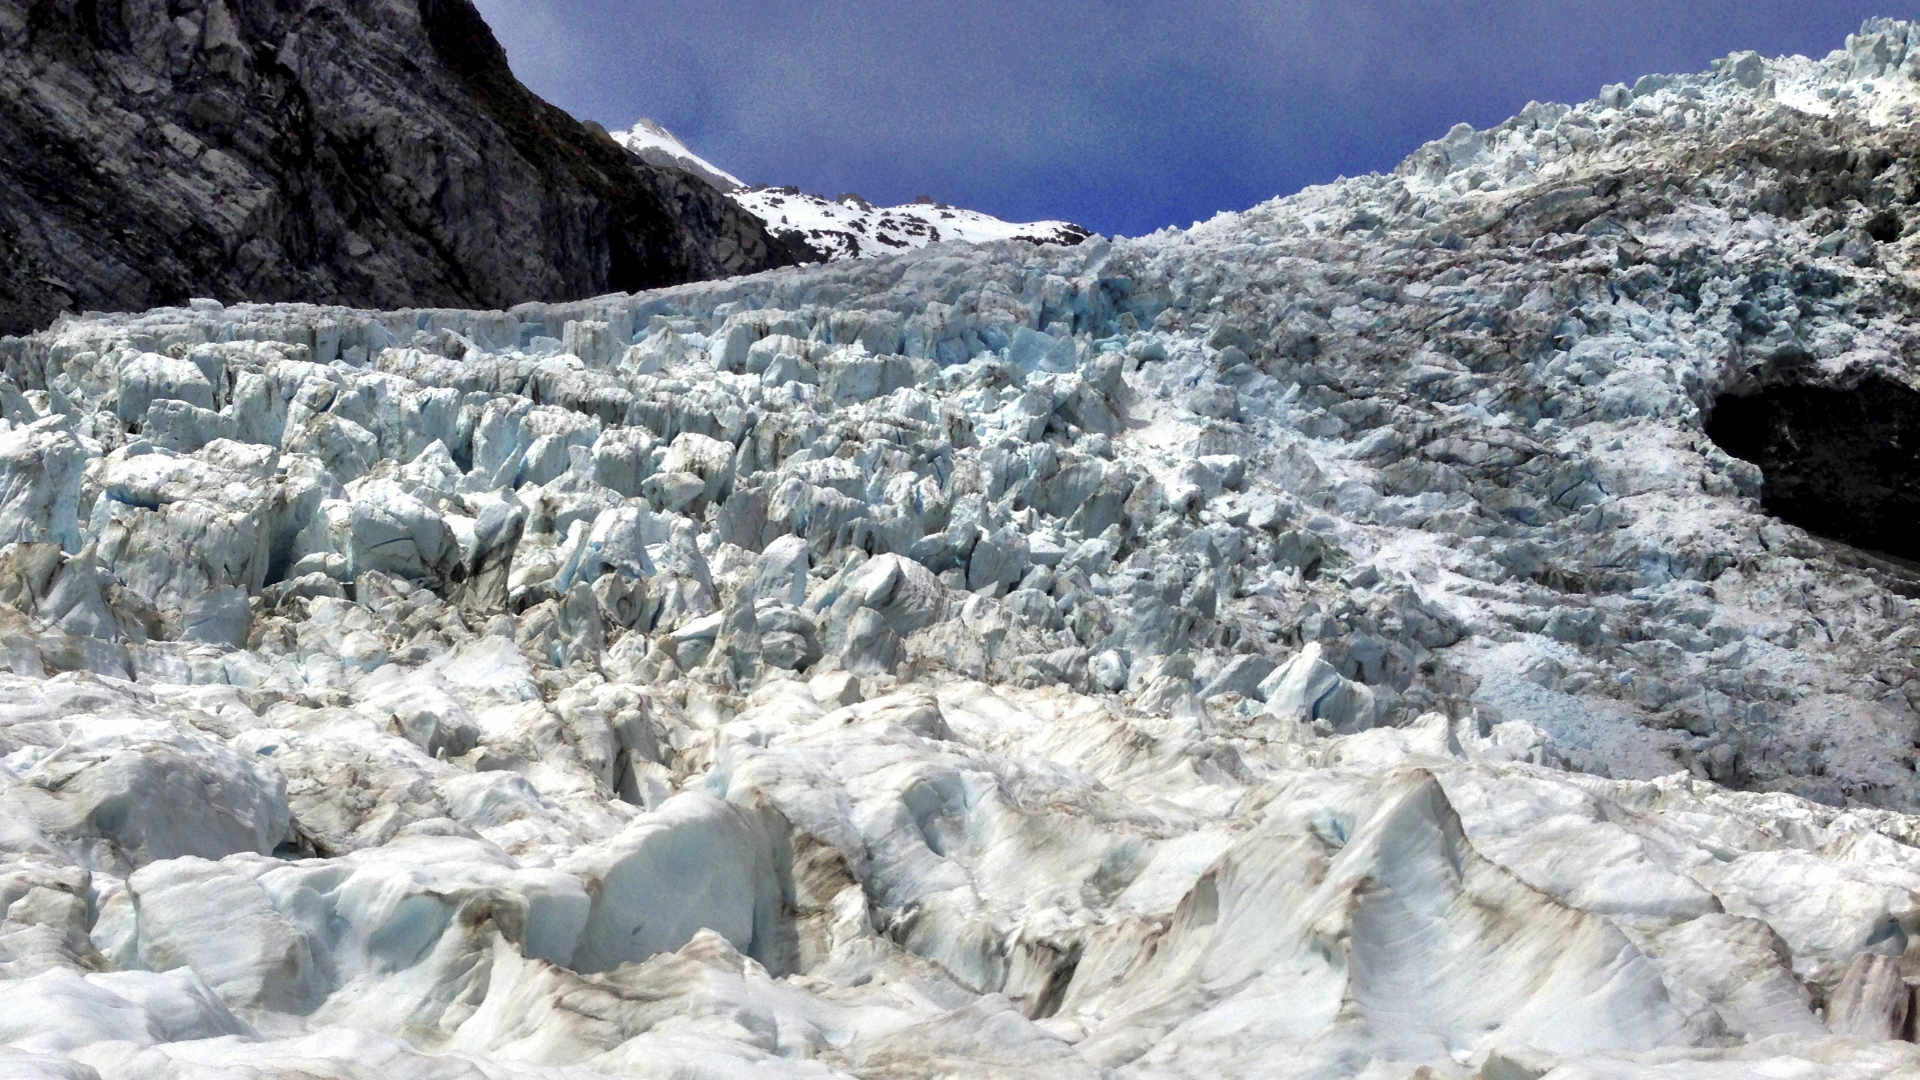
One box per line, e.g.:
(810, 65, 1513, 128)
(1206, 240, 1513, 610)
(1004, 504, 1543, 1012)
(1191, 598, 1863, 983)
(2, 18, 1920, 1080)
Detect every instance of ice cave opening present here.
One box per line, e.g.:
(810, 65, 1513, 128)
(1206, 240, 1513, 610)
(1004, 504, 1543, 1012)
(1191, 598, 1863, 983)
(1705, 373, 1920, 562)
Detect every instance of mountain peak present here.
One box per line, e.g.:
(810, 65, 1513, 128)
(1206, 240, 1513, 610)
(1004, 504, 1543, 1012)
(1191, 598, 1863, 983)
(612, 117, 746, 192)
(613, 116, 1091, 260)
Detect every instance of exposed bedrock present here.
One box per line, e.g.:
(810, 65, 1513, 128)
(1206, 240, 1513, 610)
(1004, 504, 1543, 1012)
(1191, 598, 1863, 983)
(0, 0, 810, 336)
(1707, 374, 1920, 563)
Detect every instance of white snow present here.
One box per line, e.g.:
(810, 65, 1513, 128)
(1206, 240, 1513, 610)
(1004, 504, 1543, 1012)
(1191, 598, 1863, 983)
(732, 187, 1091, 260)
(612, 117, 1090, 259)
(611, 117, 744, 192)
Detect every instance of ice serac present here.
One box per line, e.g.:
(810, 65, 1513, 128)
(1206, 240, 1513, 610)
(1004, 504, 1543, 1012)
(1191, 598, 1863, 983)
(4, 17, 1920, 1080)
(0, 0, 810, 336)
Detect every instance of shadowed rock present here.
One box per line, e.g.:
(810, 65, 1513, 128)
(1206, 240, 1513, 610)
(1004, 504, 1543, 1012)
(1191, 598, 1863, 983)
(0, 0, 812, 335)
(1707, 374, 1920, 563)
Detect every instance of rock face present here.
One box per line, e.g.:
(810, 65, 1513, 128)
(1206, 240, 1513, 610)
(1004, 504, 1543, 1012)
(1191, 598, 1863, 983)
(0, 0, 810, 337)
(3, 18, 1920, 1080)
(1706, 374, 1920, 562)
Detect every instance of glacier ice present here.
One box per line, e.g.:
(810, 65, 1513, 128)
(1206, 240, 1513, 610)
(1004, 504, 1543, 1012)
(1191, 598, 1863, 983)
(0, 20, 1919, 1079)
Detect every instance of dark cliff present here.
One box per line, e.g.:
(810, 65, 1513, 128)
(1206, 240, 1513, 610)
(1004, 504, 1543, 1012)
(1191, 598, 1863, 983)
(0, 0, 812, 334)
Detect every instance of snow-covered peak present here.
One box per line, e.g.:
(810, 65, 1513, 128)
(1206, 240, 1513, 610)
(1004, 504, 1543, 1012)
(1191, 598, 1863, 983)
(733, 187, 1091, 259)
(613, 118, 1091, 260)
(10, 17, 1920, 1079)
(612, 117, 744, 192)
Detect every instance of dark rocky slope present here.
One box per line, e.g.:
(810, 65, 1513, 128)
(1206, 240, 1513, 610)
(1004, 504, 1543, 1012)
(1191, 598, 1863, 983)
(0, 0, 811, 335)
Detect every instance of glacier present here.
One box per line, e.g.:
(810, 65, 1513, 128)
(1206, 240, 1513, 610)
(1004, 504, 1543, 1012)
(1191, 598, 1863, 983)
(1, 19, 1920, 1079)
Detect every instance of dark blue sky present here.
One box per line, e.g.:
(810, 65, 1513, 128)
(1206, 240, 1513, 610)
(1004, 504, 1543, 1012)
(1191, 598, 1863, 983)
(471, 2, 1901, 237)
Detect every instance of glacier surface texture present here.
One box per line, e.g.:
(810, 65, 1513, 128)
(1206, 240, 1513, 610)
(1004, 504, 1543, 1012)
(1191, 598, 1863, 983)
(3, 20, 1920, 1080)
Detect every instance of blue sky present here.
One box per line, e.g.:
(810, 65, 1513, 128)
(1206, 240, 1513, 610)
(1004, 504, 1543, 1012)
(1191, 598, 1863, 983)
(472, 2, 1901, 237)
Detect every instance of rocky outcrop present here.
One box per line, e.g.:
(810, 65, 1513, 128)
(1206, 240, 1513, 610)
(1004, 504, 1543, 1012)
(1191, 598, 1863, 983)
(0, 0, 811, 336)
(1706, 374, 1920, 563)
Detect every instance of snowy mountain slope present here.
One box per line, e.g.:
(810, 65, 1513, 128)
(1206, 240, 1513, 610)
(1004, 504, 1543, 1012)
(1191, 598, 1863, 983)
(734, 187, 1092, 259)
(612, 119, 1092, 258)
(612, 117, 746, 193)
(0, 17, 1919, 1080)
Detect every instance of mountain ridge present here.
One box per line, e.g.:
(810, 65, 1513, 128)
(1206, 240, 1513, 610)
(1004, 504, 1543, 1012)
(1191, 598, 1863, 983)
(612, 118, 1092, 259)
(0, 0, 810, 336)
